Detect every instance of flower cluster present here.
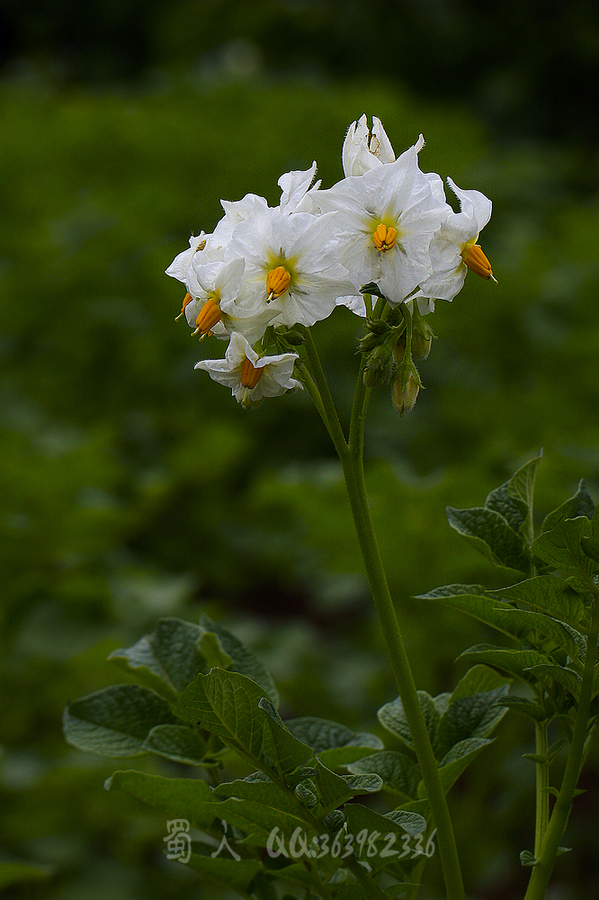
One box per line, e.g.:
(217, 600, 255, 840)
(166, 115, 494, 409)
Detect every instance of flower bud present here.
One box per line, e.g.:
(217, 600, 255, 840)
(391, 366, 420, 415)
(363, 342, 393, 387)
(411, 320, 434, 360)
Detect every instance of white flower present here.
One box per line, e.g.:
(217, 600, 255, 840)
(342, 114, 396, 177)
(228, 203, 356, 327)
(183, 257, 276, 344)
(165, 232, 209, 303)
(315, 136, 447, 305)
(195, 332, 302, 408)
(415, 177, 494, 303)
(278, 161, 321, 214)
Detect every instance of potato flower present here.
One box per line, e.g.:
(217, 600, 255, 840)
(195, 332, 302, 409)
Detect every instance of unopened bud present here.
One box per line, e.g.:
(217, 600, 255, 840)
(391, 368, 420, 415)
(363, 342, 393, 387)
(392, 337, 406, 364)
(411, 321, 434, 360)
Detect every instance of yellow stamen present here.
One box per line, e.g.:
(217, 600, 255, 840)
(175, 291, 194, 321)
(373, 223, 398, 252)
(192, 297, 221, 337)
(240, 357, 264, 389)
(266, 265, 291, 301)
(462, 242, 496, 281)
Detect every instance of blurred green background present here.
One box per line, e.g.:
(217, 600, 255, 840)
(1, 1, 599, 898)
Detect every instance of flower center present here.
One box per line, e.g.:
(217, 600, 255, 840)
(461, 241, 494, 280)
(266, 265, 292, 301)
(192, 297, 222, 337)
(240, 357, 264, 389)
(372, 222, 398, 252)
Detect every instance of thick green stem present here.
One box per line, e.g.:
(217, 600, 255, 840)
(303, 320, 465, 900)
(524, 591, 599, 900)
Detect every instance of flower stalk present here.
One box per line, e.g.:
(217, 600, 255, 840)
(301, 322, 465, 900)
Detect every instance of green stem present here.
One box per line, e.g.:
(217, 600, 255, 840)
(304, 318, 465, 900)
(524, 590, 599, 900)
(534, 719, 550, 859)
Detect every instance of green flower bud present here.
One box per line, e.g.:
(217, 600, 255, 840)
(363, 342, 393, 387)
(391, 362, 421, 415)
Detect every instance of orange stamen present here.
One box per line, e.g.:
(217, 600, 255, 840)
(462, 242, 495, 280)
(240, 357, 264, 389)
(175, 292, 194, 321)
(373, 223, 398, 252)
(266, 266, 291, 301)
(192, 297, 221, 337)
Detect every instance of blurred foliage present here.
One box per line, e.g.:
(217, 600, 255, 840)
(2, 0, 599, 146)
(0, 25, 598, 899)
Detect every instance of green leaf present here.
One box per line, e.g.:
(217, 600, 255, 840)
(173, 669, 313, 776)
(343, 804, 426, 872)
(348, 751, 420, 801)
(416, 584, 532, 640)
(541, 480, 595, 534)
(284, 717, 383, 767)
(108, 618, 206, 700)
(186, 855, 262, 893)
(450, 665, 511, 701)
(434, 686, 509, 760)
(378, 691, 438, 753)
(199, 614, 279, 706)
(532, 517, 597, 582)
(520, 850, 537, 867)
(498, 697, 548, 722)
(419, 737, 493, 796)
(106, 769, 217, 827)
(491, 576, 587, 628)
(213, 780, 316, 846)
(458, 645, 553, 683)
(492, 608, 586, 662)
(503, 452, 542, 544)
(197, 631, 234, 670)
(306, 759, 382, 815)
(446, 506, 531, 574)
(525, 664, 581, 698)
(142, 724, 207, 765)
(63, 685, 177, 757)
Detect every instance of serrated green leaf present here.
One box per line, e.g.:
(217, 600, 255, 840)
(284, 717, 383, 768)
(446, 506, 531, 574)
(142, 724, 207, 765)
(532, 517, 597, 582)
(417, 584, 532, 640)
(199, 614, 278, 706)
(434, 687, 509, 760)
(108, 618, 207, 700)
(458, 645, 553, 683)
(186, 854, 262, 891)
(173, 669, 313, 776)
(63, 685, 177, 757)
(491, 575, 588, 628)
(541, 481, 595, 534)
(420, 737, 493, 796)
(348, 751, 420, 801)
(106, 769, 217, 827)
(378, 692, 438, 752)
